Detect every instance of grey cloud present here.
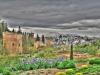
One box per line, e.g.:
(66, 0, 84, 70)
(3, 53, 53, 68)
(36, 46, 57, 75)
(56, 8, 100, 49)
(0, 0, 100, 36)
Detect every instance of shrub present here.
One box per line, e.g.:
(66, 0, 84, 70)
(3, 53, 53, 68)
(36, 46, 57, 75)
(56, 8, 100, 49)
(3, 69, 12, 75)
(65, 61, 76, 69)
(66, 69, 74, 74)
(57, 60, 69, 69)
(36, 46, 57, 58)
(89, 58, 100, 64)
(87, 46, 98, 56)
(0, 67, 3, 73)
(75, 72, 83, 75)
(57, 60, 76, 69)
(74, 44, 88, 53)
(56, 72, 66, 75)
(81, 65, 88, 69)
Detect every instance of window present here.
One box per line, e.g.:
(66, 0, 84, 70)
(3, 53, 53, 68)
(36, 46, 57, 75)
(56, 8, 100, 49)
(12, 43, 14, 46)
(19, 43, 20, 46)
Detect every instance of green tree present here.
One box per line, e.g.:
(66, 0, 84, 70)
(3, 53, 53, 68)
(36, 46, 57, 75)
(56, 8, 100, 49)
(17, 26, 22, 34)
(88, 46, 98, 56)
(0, 39, 8, 55)
(42, 35, 45, 44)
(5, 23, 9, 31)
(70, 44, 73, 60)
(12, 29, 15, 32)
(36, 34, 40, 41)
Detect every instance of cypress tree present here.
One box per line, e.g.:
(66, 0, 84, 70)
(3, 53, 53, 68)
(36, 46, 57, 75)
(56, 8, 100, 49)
(12, 29, 15, 32)
(5, 23, 9, 31)
(2, 21, 5, 32)
(17, 26, 22, 34)
(70, 44, 73, 60)
(36, 34, 40, 41)
(42, 35, 45, 44)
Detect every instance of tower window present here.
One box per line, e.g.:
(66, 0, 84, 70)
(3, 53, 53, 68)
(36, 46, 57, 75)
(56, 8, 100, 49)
(19, 43, 20, 46)
(12, 43, 14, 46)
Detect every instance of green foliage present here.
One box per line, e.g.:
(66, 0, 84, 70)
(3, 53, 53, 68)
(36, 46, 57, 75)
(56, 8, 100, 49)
(0, 67, 3, 73)
(3, 68, 12, 75)
(74, 44, 88, 53)
(0, 39, 8, 55)
(37, 51, 46, 57)
(57, 60, 69, 69)
(74, 41, 98, 56)
(36, 46, 57, 58)
(77, 48, 88, 53)
(65, 61, 76, 69)
(57, 60, 76, 69)
(11, 57, 64, 71)
(0, 55, 24, 67)
(0, 22, 9, 38)
(87, 46, 98, 56)
(89, 58, 100, 64)
(92, 40, 100, 47)
(22, 32, 35, 54)
(56, 64, 100, 75)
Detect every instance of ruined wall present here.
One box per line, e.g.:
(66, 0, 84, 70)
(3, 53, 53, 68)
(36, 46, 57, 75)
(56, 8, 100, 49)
(45, 38, 52, 45)
(3, 32, 22, 55)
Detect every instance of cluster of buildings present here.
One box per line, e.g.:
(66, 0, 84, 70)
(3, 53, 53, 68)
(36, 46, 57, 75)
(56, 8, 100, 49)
(45, 34, 99, 45)
(0, 21, 99, 56)
(2, 30, 99, 56)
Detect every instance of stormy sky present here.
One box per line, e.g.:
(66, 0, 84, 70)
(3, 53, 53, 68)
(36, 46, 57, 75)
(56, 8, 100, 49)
(0, 0, 100, 37)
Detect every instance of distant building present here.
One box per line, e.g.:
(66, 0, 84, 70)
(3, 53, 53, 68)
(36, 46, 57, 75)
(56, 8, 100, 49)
(27, 33, 34, 38)
(3, 31, 22, 55)
(34, 41, 45, 48)
(45, 37, 52, 45)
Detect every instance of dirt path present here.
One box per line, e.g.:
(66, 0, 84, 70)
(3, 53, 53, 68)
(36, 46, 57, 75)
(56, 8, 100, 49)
(19, 68, 66, 75)
(57, 50, 89, 59)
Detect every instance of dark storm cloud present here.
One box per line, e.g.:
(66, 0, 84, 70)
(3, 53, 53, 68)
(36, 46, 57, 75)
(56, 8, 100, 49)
(0, 0, 100, 36)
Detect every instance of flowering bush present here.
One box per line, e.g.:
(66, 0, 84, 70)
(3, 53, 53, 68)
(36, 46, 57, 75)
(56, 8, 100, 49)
(66, 69, 74, 74)
(75, 72, 83, 75)
(56, 72, 66, 75)
(81, 65, 88, 69)
(11, 57, 67, 71)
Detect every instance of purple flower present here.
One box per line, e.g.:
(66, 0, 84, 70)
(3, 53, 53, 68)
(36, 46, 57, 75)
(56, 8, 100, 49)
(45, 59, 50, 63)
(20, 58, 26, 63)
(58, 57, 63, 61)
(33, 58, 37, 62)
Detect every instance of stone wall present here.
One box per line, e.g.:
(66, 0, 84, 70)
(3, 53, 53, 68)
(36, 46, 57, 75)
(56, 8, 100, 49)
(34, 41, 45, 48)
(45, 38, 52, 45)
(3, 32, 22, 55)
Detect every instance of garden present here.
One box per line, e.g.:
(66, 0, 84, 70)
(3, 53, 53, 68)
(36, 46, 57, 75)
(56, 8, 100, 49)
(1, 56, 100, 75)
(0, 39, 100, 75)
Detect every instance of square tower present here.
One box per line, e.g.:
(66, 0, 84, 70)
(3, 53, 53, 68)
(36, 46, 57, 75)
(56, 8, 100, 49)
(3, 31, 22, 55)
